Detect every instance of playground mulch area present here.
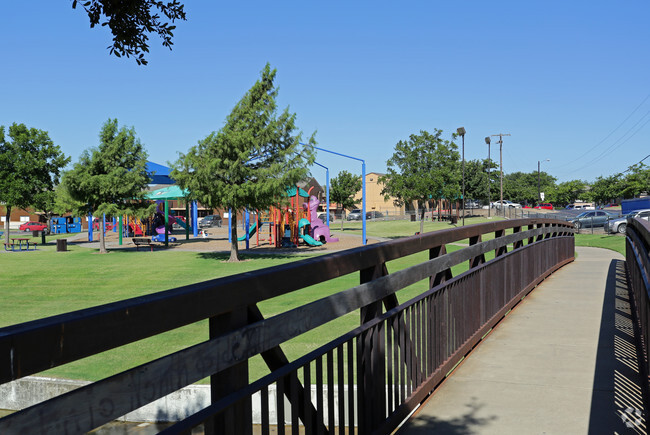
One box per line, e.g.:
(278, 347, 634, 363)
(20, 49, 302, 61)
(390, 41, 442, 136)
(71, 225, 379, 254)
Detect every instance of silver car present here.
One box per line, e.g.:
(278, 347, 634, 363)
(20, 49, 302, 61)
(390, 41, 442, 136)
(606, 209, 650, 234)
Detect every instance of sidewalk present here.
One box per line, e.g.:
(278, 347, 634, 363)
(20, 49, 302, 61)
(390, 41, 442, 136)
(398, 247, 647, 434)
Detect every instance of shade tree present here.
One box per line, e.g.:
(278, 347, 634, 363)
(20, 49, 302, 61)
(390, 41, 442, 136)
(0, 123, 69, 246)
(379, 129, 460, 234)
(330, 171, 362, 230)
(63, 119, 153, 254)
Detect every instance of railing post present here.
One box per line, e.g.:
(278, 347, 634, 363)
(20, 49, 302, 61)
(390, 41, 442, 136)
(207, 308, 251, 435)
(359, 263, 388, 432)
(469, 235, 486, 268)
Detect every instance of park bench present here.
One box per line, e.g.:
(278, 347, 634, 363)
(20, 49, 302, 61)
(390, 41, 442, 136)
(132, 238, 155, 252)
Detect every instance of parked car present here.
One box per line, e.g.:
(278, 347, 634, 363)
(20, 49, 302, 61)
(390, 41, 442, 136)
(366, 211, 384, 219)
(569, 211, 616, 229)
(347, 209, 363, 221)
(606, 209, 650, 234)
(19, 221, 49, 233)
(317, 212, 335, 223)
(199, 214, 222, 228)
(492, 200, 522, 209)
(464, 199, 481, 209)
(571, 203, 595, 210)
(534, 203, 554, 210)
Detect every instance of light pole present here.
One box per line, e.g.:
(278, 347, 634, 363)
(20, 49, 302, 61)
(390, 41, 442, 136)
(457, 127, 466, 226)
(485, 136, 491, 218)
(538, 159, 550, 203)
(491, 133, 510, 216)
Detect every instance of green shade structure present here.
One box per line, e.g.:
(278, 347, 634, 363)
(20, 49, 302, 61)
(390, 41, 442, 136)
(145, 185, 189, 200)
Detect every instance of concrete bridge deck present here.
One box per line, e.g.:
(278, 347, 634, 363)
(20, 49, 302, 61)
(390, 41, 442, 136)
(399, 247, 648, 434)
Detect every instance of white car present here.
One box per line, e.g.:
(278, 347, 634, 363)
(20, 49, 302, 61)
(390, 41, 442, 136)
(606, 209, 650, 234)
(492, 200, 522, 210)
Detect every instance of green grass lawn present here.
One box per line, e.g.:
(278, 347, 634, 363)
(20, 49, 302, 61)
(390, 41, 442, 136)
(333, 215, 506, 239)
(1, 221, 626, 383)
(574, 233, 625, 256)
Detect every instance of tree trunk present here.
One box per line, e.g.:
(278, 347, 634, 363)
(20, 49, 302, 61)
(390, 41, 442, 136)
(419, 206, 425, 234)
(4, 206, 11, 247)
(99, 220, 107, 254)
(340, 211, 345, 231)
(229, 214, 241, 262)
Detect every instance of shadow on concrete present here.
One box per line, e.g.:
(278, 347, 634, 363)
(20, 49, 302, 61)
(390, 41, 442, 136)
(396, 397, 497, 434)
(588, 259, 648, 434)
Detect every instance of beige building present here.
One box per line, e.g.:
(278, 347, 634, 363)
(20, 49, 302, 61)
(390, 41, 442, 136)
(353, 172, 406, 215)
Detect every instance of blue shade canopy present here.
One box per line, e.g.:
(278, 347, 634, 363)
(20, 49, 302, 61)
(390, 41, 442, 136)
(145, 185, 189, 200)
(146, 161, 175, 185)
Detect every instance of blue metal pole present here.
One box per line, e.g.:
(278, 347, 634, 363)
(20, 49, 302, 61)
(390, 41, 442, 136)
(326, 168, 330, 226)
(312, 161, 330, 226)
(228, 209, 232, 243)
(192, 201, 198, 237)
(362, 161, 366, 245)
(88, 214, 93, 242)
(245, 209, 250, 250)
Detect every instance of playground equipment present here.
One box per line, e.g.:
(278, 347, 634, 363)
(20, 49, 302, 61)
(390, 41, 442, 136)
(50, 217, 82, 234)
(307, 195, 338, 243)
(298, 218, 322, 246)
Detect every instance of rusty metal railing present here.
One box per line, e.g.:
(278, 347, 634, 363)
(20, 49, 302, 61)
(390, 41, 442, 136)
(0, 219, 574, 434)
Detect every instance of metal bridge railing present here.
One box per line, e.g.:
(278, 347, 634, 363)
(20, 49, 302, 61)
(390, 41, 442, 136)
(625, 217, 650, 407)
(0, 219, 574, 434)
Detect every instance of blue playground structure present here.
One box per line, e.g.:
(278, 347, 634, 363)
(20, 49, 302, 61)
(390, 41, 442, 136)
(50, 217, 82, 234)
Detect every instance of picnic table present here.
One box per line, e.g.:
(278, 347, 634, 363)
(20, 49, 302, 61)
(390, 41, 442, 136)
(4, 238, 37, 251)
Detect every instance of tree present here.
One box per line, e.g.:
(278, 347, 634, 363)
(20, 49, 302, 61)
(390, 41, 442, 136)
(554, 179, 589, 206)
(330, 171, 362, 230)
(503, 171, 557, 206)
(463, 159, 499, 205)
(0, 123, 69, 246)
(621, 164, 650, 199)
(379, 130, 460, 234)
(63, 119, 153, 254)
(591, 174, 624, 204)
(72, 0, 186, 65)
(171, 64, 316, 262)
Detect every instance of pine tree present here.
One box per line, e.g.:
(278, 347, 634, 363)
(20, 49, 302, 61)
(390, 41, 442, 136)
(172, 64, 315, 261)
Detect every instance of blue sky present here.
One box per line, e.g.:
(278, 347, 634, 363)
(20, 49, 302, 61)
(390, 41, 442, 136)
(2, 1, 649, 184)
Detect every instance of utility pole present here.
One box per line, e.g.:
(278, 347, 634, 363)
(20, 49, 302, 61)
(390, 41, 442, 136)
(491, 133, 510, 216)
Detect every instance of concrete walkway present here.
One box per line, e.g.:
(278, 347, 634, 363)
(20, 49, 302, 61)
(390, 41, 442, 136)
(399, 247, 647, 434)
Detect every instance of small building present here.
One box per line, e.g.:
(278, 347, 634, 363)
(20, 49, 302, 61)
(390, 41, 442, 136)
(353, 172, 406, 216)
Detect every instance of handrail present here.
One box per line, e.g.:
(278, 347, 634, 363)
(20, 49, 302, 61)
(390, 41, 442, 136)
(625, 217, 650, 408)
(0, 218, 574, 434)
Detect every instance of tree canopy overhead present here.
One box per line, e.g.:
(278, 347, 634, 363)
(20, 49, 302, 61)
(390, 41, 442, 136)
(72, 0, 186, 65)
(379, 129, 460, 233)
(63, 119, 153, 253)
(0, 123, 69, 245)
(172, 63, 316, 261)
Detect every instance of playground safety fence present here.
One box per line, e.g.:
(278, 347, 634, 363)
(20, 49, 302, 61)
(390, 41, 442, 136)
(0, 218, 574, 434)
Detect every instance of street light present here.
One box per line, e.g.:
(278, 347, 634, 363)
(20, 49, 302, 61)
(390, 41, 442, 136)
(538, 159, 550, 203)
(457, 127, 466, 226)
(485, 136, 491, 218)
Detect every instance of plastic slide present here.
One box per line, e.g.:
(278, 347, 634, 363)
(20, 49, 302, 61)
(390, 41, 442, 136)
(172, 216, 193, 233)
(237, 220, 259, 241)
(301, 234, 323, 246)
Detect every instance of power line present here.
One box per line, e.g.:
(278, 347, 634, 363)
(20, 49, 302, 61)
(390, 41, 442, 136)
(554, 92, 650, 169)
(570, 113, 650, 173)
